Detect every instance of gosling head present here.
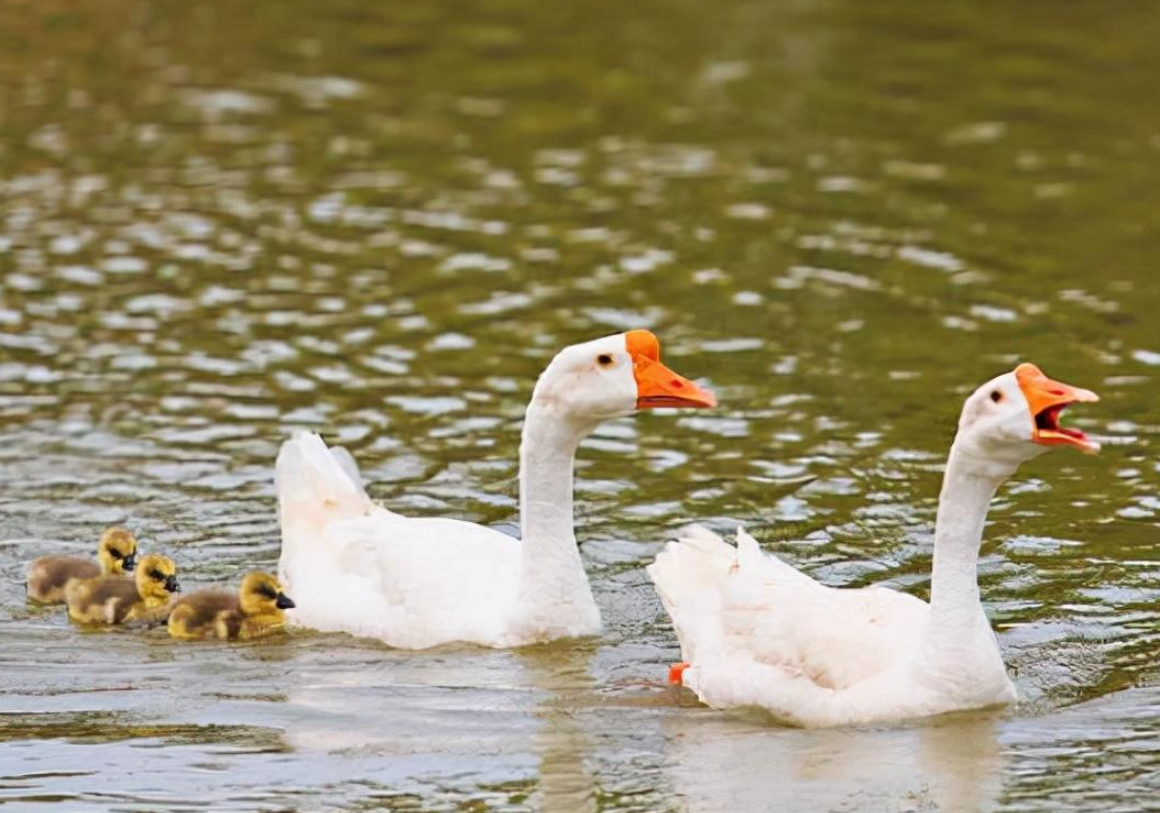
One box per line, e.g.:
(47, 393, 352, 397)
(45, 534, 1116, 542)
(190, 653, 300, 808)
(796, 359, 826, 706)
(239, 571, 295, 617)
(530, 330, 716, 423)
(135, 554, 180, 602)
(97, 527, 138, 575)
(953, 363, 1099, 475)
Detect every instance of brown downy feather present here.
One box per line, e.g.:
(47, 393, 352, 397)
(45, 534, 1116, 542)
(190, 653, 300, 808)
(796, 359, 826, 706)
(27, 527, 138, 605)
(65, 553, 179, 626)
(167, 572, 291, 641)
(65, 576, 142, 624)
(167, 590, 240, 640)
(27, 557, 100, 604)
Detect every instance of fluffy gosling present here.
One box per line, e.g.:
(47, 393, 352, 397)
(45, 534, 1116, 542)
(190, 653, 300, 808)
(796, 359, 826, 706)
(65, 554, 180, 625)
(168, 571, 295, 641)
(26, 528, 139, 604)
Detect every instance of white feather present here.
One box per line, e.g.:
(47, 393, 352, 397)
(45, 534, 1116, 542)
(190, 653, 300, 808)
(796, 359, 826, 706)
(276, 432, 524, 648)
(647, 367, 1064, 726)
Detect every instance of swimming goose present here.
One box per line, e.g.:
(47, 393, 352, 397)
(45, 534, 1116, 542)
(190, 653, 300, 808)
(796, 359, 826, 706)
(649, 363, 1099, 727)
(276, 330, 715, 648)
(168, 572, 295, 641)
(65, 553, 181, 625)
(26, 527, 138, 604)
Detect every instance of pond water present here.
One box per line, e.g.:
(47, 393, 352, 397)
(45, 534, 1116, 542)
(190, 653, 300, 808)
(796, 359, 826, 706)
(2, 0, 1160, 810)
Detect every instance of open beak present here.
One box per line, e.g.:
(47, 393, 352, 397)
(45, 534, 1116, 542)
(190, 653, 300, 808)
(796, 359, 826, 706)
(627, 329, 716, 410)
(1015, 363, 1100, 455)
(275, 592, 296, 610)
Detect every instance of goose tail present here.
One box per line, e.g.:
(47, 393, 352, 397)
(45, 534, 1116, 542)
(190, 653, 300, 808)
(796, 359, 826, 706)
(646, 524, 738, 663)
(275, 432, 374, 560)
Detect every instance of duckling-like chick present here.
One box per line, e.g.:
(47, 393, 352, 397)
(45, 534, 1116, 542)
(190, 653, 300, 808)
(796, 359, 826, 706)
(65, 554, 180, 625)
(168, 572, 295, 641)
(26, 527, 139, 604)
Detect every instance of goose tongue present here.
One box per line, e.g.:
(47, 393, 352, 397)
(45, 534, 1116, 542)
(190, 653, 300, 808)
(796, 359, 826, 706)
(1015, 363, 1100, 454)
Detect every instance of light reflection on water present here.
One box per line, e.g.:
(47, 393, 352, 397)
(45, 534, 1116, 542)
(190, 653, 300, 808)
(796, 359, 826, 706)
(2, 0, 1160, 809)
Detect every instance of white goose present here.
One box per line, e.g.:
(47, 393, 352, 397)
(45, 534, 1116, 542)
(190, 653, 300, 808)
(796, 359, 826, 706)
(276, 330, 715, 649)
(649, 363, 1099, 727)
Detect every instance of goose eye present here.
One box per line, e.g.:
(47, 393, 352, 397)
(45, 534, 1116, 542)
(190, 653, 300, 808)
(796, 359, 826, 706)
(597, 354, 614, 367)
(990, 390, 1003, 403)
(259, 586, 278, 600)
(149, 570, 163, 580)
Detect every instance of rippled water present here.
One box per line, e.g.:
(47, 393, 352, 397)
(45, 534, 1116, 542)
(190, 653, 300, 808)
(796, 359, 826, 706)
(2, 0, 1159, 810)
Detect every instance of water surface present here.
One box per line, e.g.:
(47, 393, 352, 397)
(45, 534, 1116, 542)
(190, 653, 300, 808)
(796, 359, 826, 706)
(2, 0, 1160, 810)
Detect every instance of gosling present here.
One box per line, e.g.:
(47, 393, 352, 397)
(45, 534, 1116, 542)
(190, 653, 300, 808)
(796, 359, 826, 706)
(168, 572, 295, 641)
(26, 527, 139, 604)
(65, 554, 181, 625)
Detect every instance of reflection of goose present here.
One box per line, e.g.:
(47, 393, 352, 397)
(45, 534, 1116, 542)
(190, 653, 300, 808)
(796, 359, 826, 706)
(277, 331, 714, 649)
(651, 364, 1100, 726)
(660, 709, 1005, 813)
(278, 633, 600, 805)
(520, 643, 598, 813)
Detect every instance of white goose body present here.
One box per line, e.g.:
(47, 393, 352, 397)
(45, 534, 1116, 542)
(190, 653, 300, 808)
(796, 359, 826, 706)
(277, 330, 714, 649)
(649, 364, 1099, 727)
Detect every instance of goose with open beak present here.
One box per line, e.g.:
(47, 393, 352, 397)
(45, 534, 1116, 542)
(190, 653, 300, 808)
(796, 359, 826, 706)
(1018, 362, 1100, 454)
(649, 363, 1100, 727)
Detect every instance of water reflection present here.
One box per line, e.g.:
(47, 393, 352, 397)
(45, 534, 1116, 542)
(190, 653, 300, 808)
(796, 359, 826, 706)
(274, 640, 600, 810)
(663, 710, 1005, 812)
(521, 644, 598, 813)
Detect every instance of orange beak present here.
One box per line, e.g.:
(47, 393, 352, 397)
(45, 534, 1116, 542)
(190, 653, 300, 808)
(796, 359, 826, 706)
(627, 329, 717, 410)
(1015, 363, 1100, 455)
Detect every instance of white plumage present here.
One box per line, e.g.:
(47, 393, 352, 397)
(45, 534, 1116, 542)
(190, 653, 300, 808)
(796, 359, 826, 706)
(277, 431, 525, 647)
(649, 364, 1099, 727)
(276, 330, 715, 649)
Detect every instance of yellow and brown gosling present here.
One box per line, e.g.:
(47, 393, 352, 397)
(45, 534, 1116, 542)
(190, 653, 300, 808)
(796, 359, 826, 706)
(168, 572, 295, 641)
(26, 527, 139, 604)
(65, 554, 180, 626)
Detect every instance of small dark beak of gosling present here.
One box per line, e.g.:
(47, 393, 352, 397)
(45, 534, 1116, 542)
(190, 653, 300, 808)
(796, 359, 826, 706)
(165, 575, 181, 593)
(123, 553, 137, 572)
(275, 592, 295, 610)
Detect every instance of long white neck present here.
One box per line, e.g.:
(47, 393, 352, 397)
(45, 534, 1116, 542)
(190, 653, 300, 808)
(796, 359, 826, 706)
(510, 400, 600, 640)
(929, 449, 1002, 622)
(917, 443, 1013, 671)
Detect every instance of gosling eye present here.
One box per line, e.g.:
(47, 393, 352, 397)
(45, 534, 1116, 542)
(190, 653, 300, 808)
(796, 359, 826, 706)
(596, 354, 614, 367)
(259, 585, 279, 600)
(110, 550, 123, 560)
(990, 390, 1003, 403)
(149, 569, 164, 581)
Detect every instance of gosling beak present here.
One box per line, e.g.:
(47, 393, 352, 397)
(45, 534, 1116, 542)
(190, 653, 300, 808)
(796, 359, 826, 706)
(1015, 363, 1100, 455)
(165, 575, 181, 593)
(627, 329, 717, 410)
(122, 553, 137, 572)
(275, 592, 296, 610)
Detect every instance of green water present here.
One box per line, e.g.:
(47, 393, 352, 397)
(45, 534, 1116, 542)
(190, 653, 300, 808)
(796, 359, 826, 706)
(2, 0, 1159, 809)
